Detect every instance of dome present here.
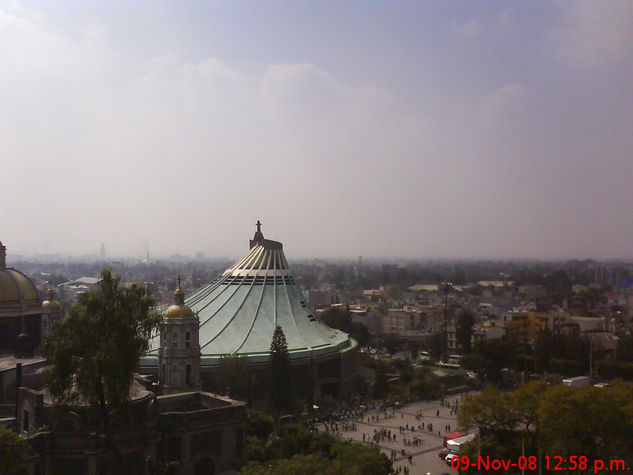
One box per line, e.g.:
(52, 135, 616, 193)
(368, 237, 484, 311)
(164, 303, 194, 319)
(42, 287, 61, 310)
(163, 279, 195, 319)
(144, 223, 354, 365)
(0, 268, 41, 311)
(42, 299, 61, 310)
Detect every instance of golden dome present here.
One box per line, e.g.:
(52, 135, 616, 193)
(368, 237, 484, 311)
(42, 287, 61, 310)
(164, 278, 195, 319)
(164, 304, 194, 319)
(42, 299, 62, 309)
(0, 268, 40, 310)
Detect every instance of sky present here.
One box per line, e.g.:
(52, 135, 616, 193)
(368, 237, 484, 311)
(1, 1, 632, 260)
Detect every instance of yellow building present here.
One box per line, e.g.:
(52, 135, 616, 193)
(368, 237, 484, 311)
(505, 312, 549, 344)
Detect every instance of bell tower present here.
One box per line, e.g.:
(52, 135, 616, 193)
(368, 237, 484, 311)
(158, 278, 200, 392)
(41, 286, 62, 337)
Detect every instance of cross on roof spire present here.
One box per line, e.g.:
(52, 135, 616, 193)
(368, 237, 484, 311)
(256, 220, 262, 233)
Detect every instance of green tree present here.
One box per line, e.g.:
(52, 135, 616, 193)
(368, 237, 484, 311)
(373, 360, 390, 399)
(42, 268, 159, 470)
(458, 382, 633, 470)
(544, 269, 571, 303)
(216, 354, 250, 399)
(0, 426, 28, 475)
(269, 326, 293, 412)
(381, 333, 401, 355)
(349, 322, 370, 347)
(455, 309, 475, 353)
(319, 307, 351, 333)
(465, 339, 517, 384)
(243, 423, 391, 475)
(616, 334, 633, 362)
(247, 410, 275, 439)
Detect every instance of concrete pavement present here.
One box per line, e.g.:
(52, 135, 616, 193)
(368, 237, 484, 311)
(321, 395, 474, 475)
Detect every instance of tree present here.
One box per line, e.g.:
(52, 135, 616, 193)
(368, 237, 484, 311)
(616, 334, 633, 362)
(42, 268, 159, 469)
(349, 322, 370, 347)
(544, 269, 571, 303)
(382, 333, 401, 355)
(0, 426, 28, 475)
(269, 326, 293, 412)
(319, 307, 352, 333)
(458, 382, 633, 468)
(373, 360, 390, 399)
(216, 354, 250, 400)
(455, 309, 475, 353)
(242, 423, 391, 475)
(464, 339, 517, 384)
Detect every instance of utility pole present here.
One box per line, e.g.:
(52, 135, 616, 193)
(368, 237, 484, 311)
(589, 338, 593, 379)
(440, 282, 452, 363)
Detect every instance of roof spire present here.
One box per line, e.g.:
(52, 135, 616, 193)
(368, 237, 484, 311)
(251, 219, 265, 248)
(174, 276, 185, 305)
(46, 283, 55, 300)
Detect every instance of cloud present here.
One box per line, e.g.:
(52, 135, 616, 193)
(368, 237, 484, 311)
(451, 17, 483, 38)
(552, 0, 633, 66)
(480, 83, 533, 119)
(261, 63, 343, 123)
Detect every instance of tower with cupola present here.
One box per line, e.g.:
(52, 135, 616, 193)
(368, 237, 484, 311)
(158, 278, 200, 392)
(41, 286, 62, 337)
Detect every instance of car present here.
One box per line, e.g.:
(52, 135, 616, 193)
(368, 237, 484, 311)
(445, 453, 458, 464)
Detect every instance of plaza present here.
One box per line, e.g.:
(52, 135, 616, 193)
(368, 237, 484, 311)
(321, 394, 474, 475)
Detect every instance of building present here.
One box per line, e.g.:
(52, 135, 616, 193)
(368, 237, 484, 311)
(380, 308, 425, 335)
(0, 241, 42, 357)
(15, 372, 245, 474)
(141, 223, 358, 398)
(6, 280, 246, 475)
(40, 287, 62, 339)
(158, 279, 201, 393)
(504, 311, 549, 344)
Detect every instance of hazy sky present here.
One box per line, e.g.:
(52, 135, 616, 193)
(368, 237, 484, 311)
(1, 1, 632, 260)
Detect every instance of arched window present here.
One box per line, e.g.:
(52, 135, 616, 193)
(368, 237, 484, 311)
(171, 364, 179, 386)
(22, 410, 30, 432)
(185, 331, 191, 348)
(186, 364, 193, 387)
(172, 331, 178, 348)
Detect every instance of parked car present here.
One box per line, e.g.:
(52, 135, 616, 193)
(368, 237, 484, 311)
(445, 453, 458, 465)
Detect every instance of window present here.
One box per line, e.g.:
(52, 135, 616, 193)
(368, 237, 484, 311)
(172, 331, 178, 347)
(22, 410, 29, 432)
(186, 364, 193, 387)
(171, 364, 179, 386)
(185, 331, 191, 348)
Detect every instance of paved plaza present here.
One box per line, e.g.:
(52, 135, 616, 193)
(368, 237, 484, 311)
(321, 394, 475, 475)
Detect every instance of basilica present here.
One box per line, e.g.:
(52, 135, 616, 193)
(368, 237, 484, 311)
(141, 223, 358, 400)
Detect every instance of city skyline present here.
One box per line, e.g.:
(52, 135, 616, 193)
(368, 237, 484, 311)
(1, 1, 632, 260)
